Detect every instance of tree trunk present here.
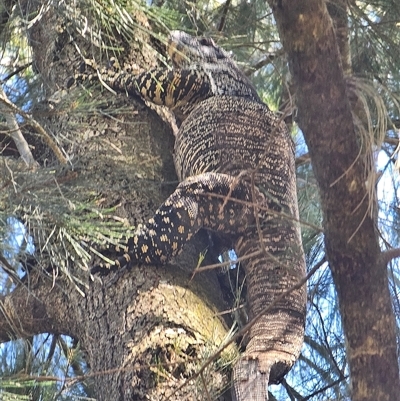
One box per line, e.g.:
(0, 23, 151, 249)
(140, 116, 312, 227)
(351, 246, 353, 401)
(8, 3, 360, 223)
(267, 1, 400, 400)
(0, 3, 233, 400)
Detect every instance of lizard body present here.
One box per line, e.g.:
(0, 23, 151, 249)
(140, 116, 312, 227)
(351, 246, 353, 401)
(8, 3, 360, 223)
(92, 31, 306, 400)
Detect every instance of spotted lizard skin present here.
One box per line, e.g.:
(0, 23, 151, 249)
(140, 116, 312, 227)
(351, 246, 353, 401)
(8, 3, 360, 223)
(92, 31, 306, 401)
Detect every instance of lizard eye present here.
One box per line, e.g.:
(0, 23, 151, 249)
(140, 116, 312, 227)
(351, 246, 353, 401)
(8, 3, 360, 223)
(199, 37, 214, 47)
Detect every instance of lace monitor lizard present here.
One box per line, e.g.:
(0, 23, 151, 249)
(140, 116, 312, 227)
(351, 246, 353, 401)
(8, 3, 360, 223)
(92, 31, 306, 401)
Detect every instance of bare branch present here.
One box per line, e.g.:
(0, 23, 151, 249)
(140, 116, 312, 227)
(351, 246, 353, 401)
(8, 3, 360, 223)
(0, 253, 21, 284)
(0, 87, 68, 165)
(296, 152, 310, 167)
(0, 273, 68, 343)
(217, 0, 231, 32)
(0, 86, 38, 168)
(381, 248, 400, 266)
(0, 62, 33, 84)
(384, 135, 399, 147)
(302, 375, 349, 400)
(243, 51, 283, 76)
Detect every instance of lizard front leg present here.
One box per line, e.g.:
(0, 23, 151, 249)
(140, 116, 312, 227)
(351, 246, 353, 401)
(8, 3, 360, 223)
(91, 172, 264, 275)
(110, 68, 212, 121)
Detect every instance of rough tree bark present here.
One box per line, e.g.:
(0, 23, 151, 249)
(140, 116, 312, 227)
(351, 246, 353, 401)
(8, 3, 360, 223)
(0, 3, 235, 400)
(267, 1, 400, 400)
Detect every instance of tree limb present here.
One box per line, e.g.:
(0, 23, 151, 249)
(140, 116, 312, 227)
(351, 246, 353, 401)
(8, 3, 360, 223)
(267, 1, 400, 400)
(0, 274, 71, 343)
(0, 86, 38, 168)
(380, 248, 400, 266)
(217, 0, 231, 32)
(0, 88, 68, 165)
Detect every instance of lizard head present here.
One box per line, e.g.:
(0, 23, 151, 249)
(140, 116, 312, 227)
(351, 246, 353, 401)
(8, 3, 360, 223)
(168, 30, 232, 68)
(167, 30, 261, 103)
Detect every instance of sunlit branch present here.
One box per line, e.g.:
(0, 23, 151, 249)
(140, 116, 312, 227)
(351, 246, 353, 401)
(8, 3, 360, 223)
(0, 86, 38, 168)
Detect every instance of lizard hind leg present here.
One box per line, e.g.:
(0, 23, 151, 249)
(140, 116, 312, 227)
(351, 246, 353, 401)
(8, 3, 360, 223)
(91, 172, 264, 275)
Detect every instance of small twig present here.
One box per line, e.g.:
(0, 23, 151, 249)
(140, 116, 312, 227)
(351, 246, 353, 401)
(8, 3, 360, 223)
(215, 303, 246, 317)
(301, 375, 349, 400)
(200, 370, 212, 401)
(203, 191, 324, 233)
(243, 53, 278, 76)
(251, 170, 269, 258)
(0, 254, 21, 284)
(0, 88, 68, 165)
(310, 299, 344, 378)
(191, 250, 262, 277)
(4, 159, 17, 192)
(218, 169, 249, 213)
(217, 0, 232, 32)
(0, 62, 33, 84)
(384, 135, 399, 146)
(295, 152, 310, 167)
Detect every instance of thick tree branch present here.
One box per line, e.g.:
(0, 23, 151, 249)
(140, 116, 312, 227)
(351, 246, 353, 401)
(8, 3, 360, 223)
(267, 1, 400, 400)
(0, 275, 72, 343)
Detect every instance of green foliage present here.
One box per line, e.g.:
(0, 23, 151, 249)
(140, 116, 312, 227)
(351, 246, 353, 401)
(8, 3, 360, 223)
(2, 179, 135, 293)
